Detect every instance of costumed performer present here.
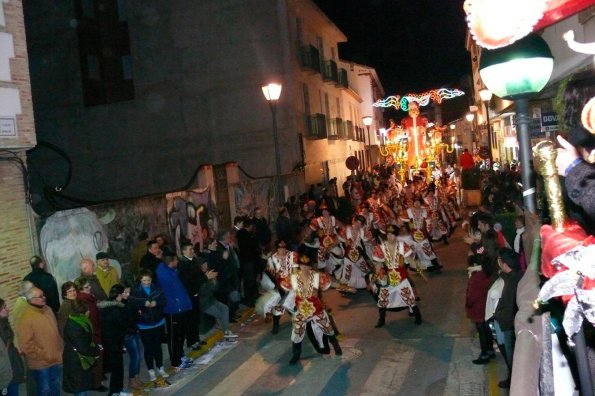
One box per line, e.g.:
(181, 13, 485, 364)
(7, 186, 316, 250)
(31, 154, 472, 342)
(282, 255, 342, 365)
(372, 225, 422, 327)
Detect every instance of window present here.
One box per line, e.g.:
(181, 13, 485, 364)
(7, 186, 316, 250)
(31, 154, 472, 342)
(302, 83, 310, 115)
(81, 0, 95, 19)
(117, 0, 128, 21)
(121, 55, 133, 80)
(87, 55, 100, 79)
(296, 17, 303, 43)
(76, 0, 134, 106)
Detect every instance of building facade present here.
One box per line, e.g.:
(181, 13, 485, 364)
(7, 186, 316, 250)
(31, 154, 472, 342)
(23, 0, 382, 220)
(0, 0, 38, 306)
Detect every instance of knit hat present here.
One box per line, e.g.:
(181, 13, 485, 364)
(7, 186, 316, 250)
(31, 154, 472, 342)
(96, 252, 109, 260)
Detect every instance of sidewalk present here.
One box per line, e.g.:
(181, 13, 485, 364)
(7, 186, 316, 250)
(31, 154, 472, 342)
(19, 305, 255, 396)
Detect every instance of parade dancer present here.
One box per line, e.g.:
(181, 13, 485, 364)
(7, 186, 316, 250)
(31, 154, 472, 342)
(335, 215, 374, 290)
(260, 240, 297, 334)
(423, 186, 450, 245)
(309, 204, 343, 273)
(372, 225, 422, 327)
(282, 255, 342, 365)
(406, 198, 443, 272)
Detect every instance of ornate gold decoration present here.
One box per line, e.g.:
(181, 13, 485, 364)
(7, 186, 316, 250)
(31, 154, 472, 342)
(533, 140, 566, 232)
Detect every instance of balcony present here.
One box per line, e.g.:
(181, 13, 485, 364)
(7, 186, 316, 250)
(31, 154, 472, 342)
(337, 68, 349, 89)
(345, 120, 355, 140)
(305, 113, 327, 140)
(328, 117, 344, 140)
(299, 45, 321, 74)
(355, 126, 364, 142)
(323, 60, 339, 83)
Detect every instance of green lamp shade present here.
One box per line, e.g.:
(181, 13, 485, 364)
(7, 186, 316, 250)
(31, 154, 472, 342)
(479, 33, 554, 100)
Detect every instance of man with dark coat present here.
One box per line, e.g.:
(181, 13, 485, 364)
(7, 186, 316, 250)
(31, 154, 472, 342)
(252, 207, 272, 250)
(178, 242, 207, 350)
(140, 240, 163, 277)
(23, 256, 60, 314)
(494, 248, 523, 389)
(236, 219, 261, 307)
(215, 230, 241, 321)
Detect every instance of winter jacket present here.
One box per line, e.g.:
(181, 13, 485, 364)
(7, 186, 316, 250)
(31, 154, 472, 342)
(121, 300, 140, 335)
(0, 340, 12, 389)
(62, 317, 100, 393)
(97, 300, 127, 347)
(129, 284, 166, 327)
(95, 266, 119, 297)
(23, 268, 60, 313)
(57, 299, 76, 336)
(77, 292, 102, 344)
(493, 270, 523, 331)
(155, 263, 192, 315)
(465, 266, 492, 322)
(81, 274, 107, 302)
(0, 318, 24, 386)
(16, 304, 63, 370)
(178, 257, 202, 298)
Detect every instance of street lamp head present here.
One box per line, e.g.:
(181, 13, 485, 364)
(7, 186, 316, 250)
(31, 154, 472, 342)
(479, 88, 493, 102)
(479, 33, 553, 100)
(449, 124, 456, 130)
(466, 113, 475, 122)
(262, 83, 282, 101)
(362, 116, 373, 126)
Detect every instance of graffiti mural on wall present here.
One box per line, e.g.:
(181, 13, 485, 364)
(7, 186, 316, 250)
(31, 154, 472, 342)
(94, 196, 168, 264)
(233, 179, 274, 221)
(38, 188, 219, 291)
(233, 177, 303, 223)
(39, 196, 168, 291)
(166, 186, 219, 256)
(40, 207, 122, 294)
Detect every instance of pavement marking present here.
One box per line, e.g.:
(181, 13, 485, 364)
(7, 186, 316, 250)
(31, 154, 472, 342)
(488, 360, 500, 396)
(204, 340, 288, 396)
(360, 342, 416, 396)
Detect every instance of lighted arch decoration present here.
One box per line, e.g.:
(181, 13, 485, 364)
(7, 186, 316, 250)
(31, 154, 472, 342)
(373, 88, 465, 111)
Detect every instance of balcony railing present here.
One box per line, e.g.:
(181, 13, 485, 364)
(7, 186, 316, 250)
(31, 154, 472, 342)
(328, 117, 342, 139)
(323, 60, 339, 83)
(299, 45, 321, 74)
(337, 68, 349, 89)
(345, 120, 354, 140)
(305, 113, 327, 140)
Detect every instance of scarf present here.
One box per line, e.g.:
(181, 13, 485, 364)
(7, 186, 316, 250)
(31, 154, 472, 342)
(467, 264, 482, 278)
(514, 227, 525, 253)
(69, 313, 93, 333)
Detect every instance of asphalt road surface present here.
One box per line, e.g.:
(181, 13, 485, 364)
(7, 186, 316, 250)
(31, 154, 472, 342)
(159, 227, 509, 396)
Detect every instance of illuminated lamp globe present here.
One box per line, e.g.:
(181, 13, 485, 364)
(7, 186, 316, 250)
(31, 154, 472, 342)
(479, 33, 553, 100)
(466, 113, 475, 122)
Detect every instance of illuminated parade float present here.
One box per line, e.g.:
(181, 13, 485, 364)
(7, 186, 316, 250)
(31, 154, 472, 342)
(373, 88, 464, 180)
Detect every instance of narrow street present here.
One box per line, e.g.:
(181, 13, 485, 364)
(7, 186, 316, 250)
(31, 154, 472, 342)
(157, 227, 509, 396)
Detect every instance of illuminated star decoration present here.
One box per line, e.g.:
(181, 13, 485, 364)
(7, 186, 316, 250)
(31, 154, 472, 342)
(373, 88, 465, 111)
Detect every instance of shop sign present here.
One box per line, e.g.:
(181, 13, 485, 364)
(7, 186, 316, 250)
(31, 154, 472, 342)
(541, 111, 559, 132)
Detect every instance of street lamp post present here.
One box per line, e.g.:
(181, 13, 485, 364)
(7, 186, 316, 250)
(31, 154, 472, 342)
(362, 116, 373, 170)
(465, 112, 475, 152)
(479, 33, 553, 214)
(262, 82, 283, 207)
(479, 88, 494, 169)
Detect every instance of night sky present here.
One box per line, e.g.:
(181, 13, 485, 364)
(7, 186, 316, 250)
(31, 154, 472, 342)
(313, 0, 471, 96)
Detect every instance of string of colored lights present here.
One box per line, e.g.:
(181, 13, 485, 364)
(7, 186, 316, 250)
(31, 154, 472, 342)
(373, 88, 465, 111)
